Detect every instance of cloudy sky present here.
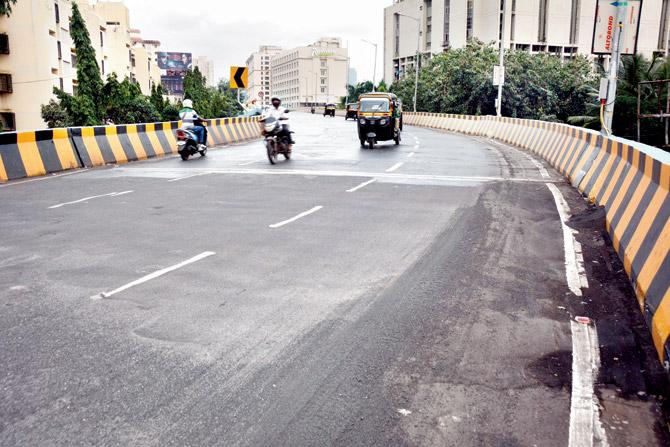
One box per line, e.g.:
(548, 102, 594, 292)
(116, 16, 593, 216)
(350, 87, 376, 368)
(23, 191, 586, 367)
(120, 0, 389, 84)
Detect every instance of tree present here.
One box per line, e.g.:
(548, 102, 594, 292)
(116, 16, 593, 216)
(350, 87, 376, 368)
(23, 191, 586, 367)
(41, 100, 72, 128)
(101, 73, 160, 124)
(376, 80, 388, 92)
(0, 0, 17, 17)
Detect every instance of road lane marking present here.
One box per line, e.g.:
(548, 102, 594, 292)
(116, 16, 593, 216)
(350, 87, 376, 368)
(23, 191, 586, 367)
(386, 162, 404, 173)
(168, 172, 211, 182)
(48, 191, 134, 209)
(346, 179, 376, 193)
(269, 206, 323, 229)
(569, 319, 609, 447)
(522, 152, 550, 178)
(237, 160, 263, 166)
(90, 251, 216, 300)
(408, 152, 415, 158)
(0, 168, 91, 188)
(546, 183, 589, 296)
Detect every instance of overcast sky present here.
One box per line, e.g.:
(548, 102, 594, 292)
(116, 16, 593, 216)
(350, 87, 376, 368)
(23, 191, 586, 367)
(119, 0, 389, 85)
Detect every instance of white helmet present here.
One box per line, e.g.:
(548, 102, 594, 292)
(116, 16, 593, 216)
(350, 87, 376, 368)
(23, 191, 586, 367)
(183, 99, 193, 108)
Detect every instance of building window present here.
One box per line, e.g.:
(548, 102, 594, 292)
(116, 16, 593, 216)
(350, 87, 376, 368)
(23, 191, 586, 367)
(0, 34, 8, 54)
(0, 73, 13, 93)
(321, 78, 326, 85)
(59, 78, 64, 90)
(320, 87, 326, 93)
(538, 0, 549, 43)
(425, 0, 432, 50)
(569, 0, 580, 45)
(443, 0, 450, 47)
(321, 59, 327, 67)
(100, 31, 104, 48)
(0, 112, 15, 131)
(394, 12, 400, 55)
(466, 0, 474, 40)
(659, 0, 670, 50)
(55, 3, 60, 24)
(101, 59, 105, 75)
(71, 53, 77, 68)
(57, 41, 62, 60)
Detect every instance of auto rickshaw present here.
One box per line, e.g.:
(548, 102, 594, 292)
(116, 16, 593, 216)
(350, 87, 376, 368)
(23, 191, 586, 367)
(356, 92, 402, 149)
(324, 103, 336, 117)
(345, 103, 359, 120)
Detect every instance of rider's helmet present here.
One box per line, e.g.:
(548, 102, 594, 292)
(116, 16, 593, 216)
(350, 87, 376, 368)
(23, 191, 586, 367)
(183, 99, 193, 108)
(271, 97, 281, 107)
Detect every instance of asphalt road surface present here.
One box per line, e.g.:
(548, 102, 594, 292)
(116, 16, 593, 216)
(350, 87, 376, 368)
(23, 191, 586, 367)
(1, 113, 668, 446)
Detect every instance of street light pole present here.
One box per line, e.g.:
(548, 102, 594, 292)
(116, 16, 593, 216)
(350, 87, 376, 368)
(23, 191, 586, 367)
(396, 13, 421, 113)
(603, 3, 627, 134)
(361, 39, 378, 92)
(496, 0, 506, 117)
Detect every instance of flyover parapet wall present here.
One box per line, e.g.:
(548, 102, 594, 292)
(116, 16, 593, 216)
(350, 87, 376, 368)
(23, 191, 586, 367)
(0, 117, 262, 180)
(405, 112, 670, 369)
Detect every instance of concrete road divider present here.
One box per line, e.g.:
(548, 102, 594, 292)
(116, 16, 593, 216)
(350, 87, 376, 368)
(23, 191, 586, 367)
(0, 118, 262, 182)
(70, 121, 180, 167)
(0, 129, 80, 182)
(405, 112, 670, 368)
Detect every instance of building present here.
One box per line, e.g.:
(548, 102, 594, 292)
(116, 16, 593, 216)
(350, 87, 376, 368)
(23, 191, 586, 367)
(384, 0, 670, 83)
(348, 67, 358, 86)
(194, 56, 216, 87)
(270, 37, 348, 108)
(0, 0, 162, 132)
(246, 45, 283, 107)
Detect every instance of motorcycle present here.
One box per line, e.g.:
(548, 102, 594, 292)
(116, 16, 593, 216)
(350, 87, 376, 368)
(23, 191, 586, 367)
(262, 115, 292, 164)
(176, 126, 207, 161)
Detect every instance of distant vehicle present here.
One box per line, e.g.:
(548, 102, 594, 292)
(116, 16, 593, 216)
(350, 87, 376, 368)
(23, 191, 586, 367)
(324, 103, 336, 117)
(262, 115, 292, 164)
(176, 125, 207, 160)
(357, 92, 402, 149)
(345, 103, 359, 120)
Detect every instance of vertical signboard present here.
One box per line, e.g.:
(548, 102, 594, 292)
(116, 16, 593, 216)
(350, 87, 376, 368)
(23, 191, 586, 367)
(157, 52, 193, 95)
(592, 0, 642, 55)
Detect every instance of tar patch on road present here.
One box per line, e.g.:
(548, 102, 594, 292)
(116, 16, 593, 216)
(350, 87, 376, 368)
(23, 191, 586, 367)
(562, 194, 670, 447)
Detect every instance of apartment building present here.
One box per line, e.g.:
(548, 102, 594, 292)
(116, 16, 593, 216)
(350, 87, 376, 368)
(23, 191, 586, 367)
(0, 0, 162, 131)
(246, 45, 283, 107)
(270, 37, 348, 109)
(384, 0, 670, 83)
(194, 56, 216, 87)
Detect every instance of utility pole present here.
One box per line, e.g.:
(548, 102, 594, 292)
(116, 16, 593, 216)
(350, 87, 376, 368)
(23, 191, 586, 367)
(603, 2, 627, 134)
(496, 0, 506, 117)
(345, 40, 350, 104)
(361, 39, 379, 92)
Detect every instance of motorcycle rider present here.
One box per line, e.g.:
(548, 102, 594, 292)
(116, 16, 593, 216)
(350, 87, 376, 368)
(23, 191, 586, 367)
(179, 99, 207, 149)
(265, 97, 294, 145)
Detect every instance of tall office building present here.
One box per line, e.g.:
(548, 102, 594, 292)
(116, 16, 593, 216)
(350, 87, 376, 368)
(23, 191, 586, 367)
(384, 0, 670, 83)
(194, 56, 216, 87)
(270, 37, 348, 108)
(246, 45, 282, 107)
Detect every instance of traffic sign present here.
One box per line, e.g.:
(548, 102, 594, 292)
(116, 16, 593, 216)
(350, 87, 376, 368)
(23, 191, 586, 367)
(592, 0, 641, 55)
(230, 66, 248, 89)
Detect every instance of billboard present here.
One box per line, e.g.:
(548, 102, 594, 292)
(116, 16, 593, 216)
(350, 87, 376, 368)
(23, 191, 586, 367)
(157, 52, 192, 95)
(592, 0, 642, 55)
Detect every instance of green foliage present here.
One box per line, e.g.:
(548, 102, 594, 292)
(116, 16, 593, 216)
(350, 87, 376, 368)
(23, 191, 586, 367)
(41, 99, 73, 128)
(101, 74, 160, 124)
(69, 1, 104, 122)
(390, 40, 597, 121)
(0, 0, 17, 17)
(182, 68, 241, 118)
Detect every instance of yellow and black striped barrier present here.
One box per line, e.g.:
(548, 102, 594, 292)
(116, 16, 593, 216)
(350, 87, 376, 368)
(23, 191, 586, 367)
(0, 129, 80, 182)
(404, 112, 670, 368)
(205, 117, 262, 147)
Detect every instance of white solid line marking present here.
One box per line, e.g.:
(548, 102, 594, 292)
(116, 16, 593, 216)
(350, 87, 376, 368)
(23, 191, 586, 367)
(522, 152, 550, 178)
(347, 178, 376, 193)
(168, 172, 211, 182)
(408, 152, 416, 158)
(546, 183, 589, 296)
(386, 162, 404, 173)
(48, 191, 134, 209)
(269, 206, 323, 229)
(91, 251, 216, 300)
(569, 320, 609, 447)
(413, 144, 419, 149)
(0, 169, 91, 188)
(237, 160, 263, 166)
